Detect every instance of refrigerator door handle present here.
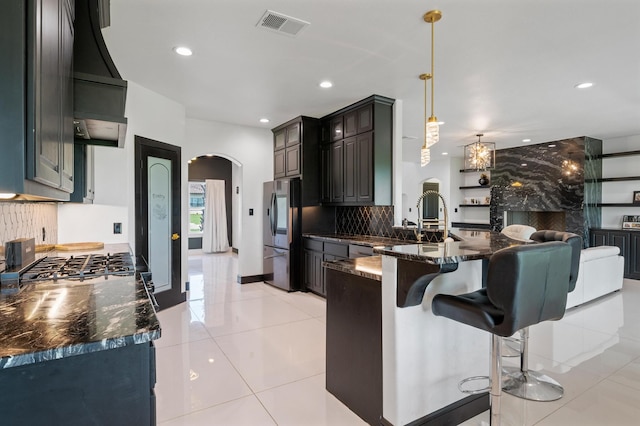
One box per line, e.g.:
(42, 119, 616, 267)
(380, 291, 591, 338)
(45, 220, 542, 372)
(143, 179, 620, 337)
(271, 193, 277, 236)
(264, 252, 286, 260)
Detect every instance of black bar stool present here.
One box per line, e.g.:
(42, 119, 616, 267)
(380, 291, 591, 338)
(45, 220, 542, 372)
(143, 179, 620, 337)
(502, 231, 582, 402)
(432, 242, 573, 425)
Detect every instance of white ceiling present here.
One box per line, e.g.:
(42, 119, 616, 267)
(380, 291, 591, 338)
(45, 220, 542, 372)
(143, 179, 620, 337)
(103, 0, 640, 162)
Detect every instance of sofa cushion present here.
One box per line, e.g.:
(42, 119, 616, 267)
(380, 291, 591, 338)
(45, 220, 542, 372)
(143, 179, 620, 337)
(501, 225, 537, 242)
(580, 246, 620, 262)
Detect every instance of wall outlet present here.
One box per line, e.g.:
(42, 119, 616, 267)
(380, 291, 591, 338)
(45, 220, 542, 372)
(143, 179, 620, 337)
(113, 223, 122, 234)
(249, 208, 254, 216)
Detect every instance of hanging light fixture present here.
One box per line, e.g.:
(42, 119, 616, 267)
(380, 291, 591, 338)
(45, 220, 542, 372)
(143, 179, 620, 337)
(420, 10, 441, 167)
(464, 134, 496, 171)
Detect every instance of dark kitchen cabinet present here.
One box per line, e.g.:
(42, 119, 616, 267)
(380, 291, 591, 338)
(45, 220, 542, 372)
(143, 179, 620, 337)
(320, 95, 393, 206)
(590, 228, 640, 279)
(0, 342, 156, 425)
(70, 143, 95, 203)
(344, 132, 373, 204)
(271, 116, 320, 206)
(303, 238, 350, 297)
(0, 0, 74, 200)
(330, 141, 344, 203)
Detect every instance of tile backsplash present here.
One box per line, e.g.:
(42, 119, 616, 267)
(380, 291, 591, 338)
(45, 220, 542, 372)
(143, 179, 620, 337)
(0, 203, 58, 251)
(336, 206, 421, 241)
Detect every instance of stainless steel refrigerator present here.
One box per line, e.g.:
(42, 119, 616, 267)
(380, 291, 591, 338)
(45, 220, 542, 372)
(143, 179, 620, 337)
(263, 179, 301, 291)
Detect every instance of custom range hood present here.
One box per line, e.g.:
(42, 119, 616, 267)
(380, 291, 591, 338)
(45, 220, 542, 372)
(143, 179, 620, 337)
(73, 0, 127, 148)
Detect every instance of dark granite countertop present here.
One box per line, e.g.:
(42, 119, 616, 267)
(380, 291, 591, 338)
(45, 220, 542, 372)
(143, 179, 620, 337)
(0, 246, 160, 369)
(374, 229, 527, 264)
(323, 255, 382, 281)
(303, 233, 415, 247)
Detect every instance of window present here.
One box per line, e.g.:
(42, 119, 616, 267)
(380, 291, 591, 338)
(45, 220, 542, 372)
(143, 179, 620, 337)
(189, 182, 205, 235)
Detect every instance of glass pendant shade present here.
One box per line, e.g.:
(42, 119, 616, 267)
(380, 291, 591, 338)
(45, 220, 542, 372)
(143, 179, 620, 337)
(426, 120, 439, 147)
(421, 146, 431, 166)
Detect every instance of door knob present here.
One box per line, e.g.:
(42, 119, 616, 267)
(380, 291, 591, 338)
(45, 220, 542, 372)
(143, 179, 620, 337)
(171, 233, 180, 241)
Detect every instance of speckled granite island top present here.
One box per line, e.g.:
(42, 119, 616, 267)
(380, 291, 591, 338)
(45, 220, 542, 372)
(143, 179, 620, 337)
(303, 233, 415, 247)
(0, 276, 161, 369)
(373, 228, 527, 264)
(323, 256, 383, 281)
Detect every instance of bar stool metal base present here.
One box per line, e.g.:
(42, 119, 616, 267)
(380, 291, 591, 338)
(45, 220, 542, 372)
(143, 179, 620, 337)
(501, 367, 564, 401)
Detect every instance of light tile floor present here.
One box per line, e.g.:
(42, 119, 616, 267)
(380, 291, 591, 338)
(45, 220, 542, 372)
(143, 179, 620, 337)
(156, 251, 640, 425)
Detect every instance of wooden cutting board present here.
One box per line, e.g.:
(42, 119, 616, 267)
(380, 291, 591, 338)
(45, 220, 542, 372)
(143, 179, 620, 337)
(54, 242, 104, 251)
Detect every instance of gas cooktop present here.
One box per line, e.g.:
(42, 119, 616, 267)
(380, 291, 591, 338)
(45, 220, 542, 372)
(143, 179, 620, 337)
(1, 252, 135, 295)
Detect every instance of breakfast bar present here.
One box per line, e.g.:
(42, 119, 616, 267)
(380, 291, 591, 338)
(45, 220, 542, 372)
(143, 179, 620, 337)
(324, 230, 526, 425)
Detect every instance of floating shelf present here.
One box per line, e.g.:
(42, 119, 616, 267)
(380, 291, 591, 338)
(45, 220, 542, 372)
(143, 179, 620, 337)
(586, 176, 640, 183)
(596, 150, 640, 159)
(459, 185, 491, 189)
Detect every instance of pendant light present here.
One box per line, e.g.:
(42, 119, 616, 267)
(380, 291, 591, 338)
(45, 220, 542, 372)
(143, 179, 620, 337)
(420, 10, 442, 167)
(464, 134, 496, 171)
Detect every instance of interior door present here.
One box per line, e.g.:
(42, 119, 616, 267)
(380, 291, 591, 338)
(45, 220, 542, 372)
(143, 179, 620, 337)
(135, 136, 185, 310)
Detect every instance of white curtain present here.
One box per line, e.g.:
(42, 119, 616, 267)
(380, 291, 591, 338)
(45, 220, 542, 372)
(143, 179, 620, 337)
(202, 179, 230, 253)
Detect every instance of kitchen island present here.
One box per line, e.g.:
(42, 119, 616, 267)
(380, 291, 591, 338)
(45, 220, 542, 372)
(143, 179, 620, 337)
(0, 247, 161, 426)
(324, 229, 526, 425)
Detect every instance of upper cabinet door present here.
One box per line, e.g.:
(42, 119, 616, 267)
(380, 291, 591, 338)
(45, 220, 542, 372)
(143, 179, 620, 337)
(343, 111, 357, 138)
(331, 117, 343, 142)
(59, 0, 74, 192)
(274, 129, 286, 150)
(285, 122, 300, 146)
(32, 0, 63, 188)
(357, 104, 373, 134)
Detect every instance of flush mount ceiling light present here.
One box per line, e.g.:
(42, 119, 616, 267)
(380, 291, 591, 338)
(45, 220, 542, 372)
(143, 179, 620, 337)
(420, 10, 442, 167)
(319, 81, 333, 88)
(574, 82, 593, 89)
(522, 138, 531, 143)
(464, 134, 496, 171)
(174, 46, 193, 56)
(259, 118, 270, 123)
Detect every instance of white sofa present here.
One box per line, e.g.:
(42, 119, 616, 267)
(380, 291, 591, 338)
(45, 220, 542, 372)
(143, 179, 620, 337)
(567, 245, 624, 309)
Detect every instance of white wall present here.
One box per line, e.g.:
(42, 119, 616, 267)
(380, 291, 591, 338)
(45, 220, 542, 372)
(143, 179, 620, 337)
(58, 81, 189, 287)
(400, 156, 457, 225)
(185, 118, 272, 279)
(601, 134, 640, 228)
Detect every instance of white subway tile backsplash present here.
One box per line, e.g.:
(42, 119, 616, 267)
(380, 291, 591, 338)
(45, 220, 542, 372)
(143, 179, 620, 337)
(0, 203, 58, 248)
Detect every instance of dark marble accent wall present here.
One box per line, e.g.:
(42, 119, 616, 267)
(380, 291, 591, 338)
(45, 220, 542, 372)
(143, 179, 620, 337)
(489, 136, 602, 244)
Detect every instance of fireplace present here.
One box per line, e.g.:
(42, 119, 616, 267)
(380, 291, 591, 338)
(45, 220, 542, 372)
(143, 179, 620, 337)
(504, 211, 566, 232)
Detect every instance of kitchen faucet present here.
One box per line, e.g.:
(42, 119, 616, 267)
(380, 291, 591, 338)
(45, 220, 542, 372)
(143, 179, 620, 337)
(414, 190, 451, 243)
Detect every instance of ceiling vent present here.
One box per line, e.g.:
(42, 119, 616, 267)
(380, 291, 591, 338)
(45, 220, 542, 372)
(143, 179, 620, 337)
(256, 10, 309, 36)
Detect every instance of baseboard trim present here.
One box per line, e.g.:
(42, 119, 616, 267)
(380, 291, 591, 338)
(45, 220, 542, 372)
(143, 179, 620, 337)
(237, 274, 263, 284)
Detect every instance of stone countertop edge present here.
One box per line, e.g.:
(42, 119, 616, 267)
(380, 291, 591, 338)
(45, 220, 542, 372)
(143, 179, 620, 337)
(302, 233, 415, 247)
(323, 256, 382, 281)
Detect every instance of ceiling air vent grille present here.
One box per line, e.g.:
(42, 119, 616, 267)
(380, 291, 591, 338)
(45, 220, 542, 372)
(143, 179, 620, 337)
(256, 10, 309, 36)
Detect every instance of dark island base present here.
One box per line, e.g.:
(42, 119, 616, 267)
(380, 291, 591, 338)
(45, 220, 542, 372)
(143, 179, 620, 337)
(0, 343, 156, 426)
(326, 268, 382, 425)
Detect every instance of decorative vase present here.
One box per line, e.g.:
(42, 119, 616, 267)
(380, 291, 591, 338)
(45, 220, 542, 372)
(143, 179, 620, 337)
(478, 175, 489, 186)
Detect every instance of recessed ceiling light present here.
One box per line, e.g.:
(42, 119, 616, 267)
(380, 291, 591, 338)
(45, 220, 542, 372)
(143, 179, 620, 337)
(259, 118, 270, 123)
(319, 81, 333, 88)
(441, 152, 448, 156)
(174, 46, 193, 56)
(574, 82, 593, 89)
(522, 138, 531, 143)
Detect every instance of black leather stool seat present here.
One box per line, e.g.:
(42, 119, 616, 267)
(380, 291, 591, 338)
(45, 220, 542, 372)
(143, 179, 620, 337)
(432, 241, 573, 425)
(433, 241, 572, 336)
(498, 230, 582, 402)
